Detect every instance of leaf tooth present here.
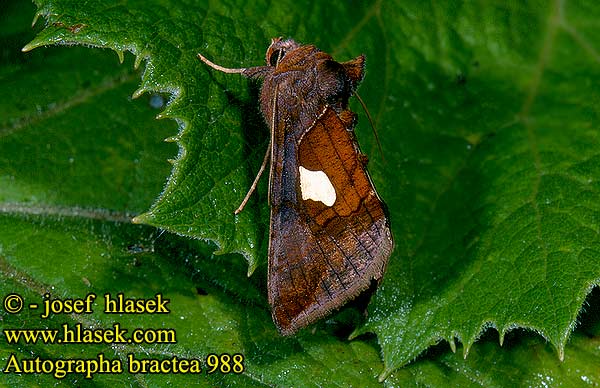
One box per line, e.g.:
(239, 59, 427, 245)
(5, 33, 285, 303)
(246, 259, 257, 277)
(156, 107, 173, 120)
(116, 50, 124, 64)
(134, 54, 144, 70)
(378, 367, 394, 382)
(463, 341, 472, 359)
(132, 87, 146, 99)
(132, 212, 152, 224)
(164, 135, 180, 143)
(167, 158, 176, 165)
(558, 345, 565, 361)
(22, 38, 43, 52)
(31, 12, 41, 28)
(449, 336, 457, 353)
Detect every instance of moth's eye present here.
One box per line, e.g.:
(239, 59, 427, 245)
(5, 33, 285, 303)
(269, 49, 285, 66)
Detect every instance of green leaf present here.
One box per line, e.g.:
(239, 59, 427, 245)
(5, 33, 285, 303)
(356, 1, 600, 376)
(2, 0, 600, 386)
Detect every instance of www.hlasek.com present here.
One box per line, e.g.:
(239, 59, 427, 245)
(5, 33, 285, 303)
(4, 322, 176, 345)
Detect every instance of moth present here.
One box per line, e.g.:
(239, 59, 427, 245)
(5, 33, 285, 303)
(198, 38, 393, 335)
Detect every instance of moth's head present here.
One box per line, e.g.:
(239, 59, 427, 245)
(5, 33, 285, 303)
(265, 37, 300, 67)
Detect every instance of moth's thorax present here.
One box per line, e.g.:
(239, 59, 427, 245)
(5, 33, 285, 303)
(259, 44, 355, 134)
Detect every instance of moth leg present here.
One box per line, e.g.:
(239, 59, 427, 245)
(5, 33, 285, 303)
(266, 84, 278, 204)
(234, 142, 271, 214)
(234, 84, 277, 214)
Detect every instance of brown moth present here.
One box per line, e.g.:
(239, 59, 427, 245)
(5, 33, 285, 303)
(198, 38, 393, 335)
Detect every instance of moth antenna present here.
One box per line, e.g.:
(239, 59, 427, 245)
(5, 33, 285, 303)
(234, 143, 271, 214)
(354, 92, 385, 162)
(197, 50, 264, 213)
(197, 53, 247, 74)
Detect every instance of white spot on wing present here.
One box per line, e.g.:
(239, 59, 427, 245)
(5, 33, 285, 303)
(299, 166, 336, 206)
